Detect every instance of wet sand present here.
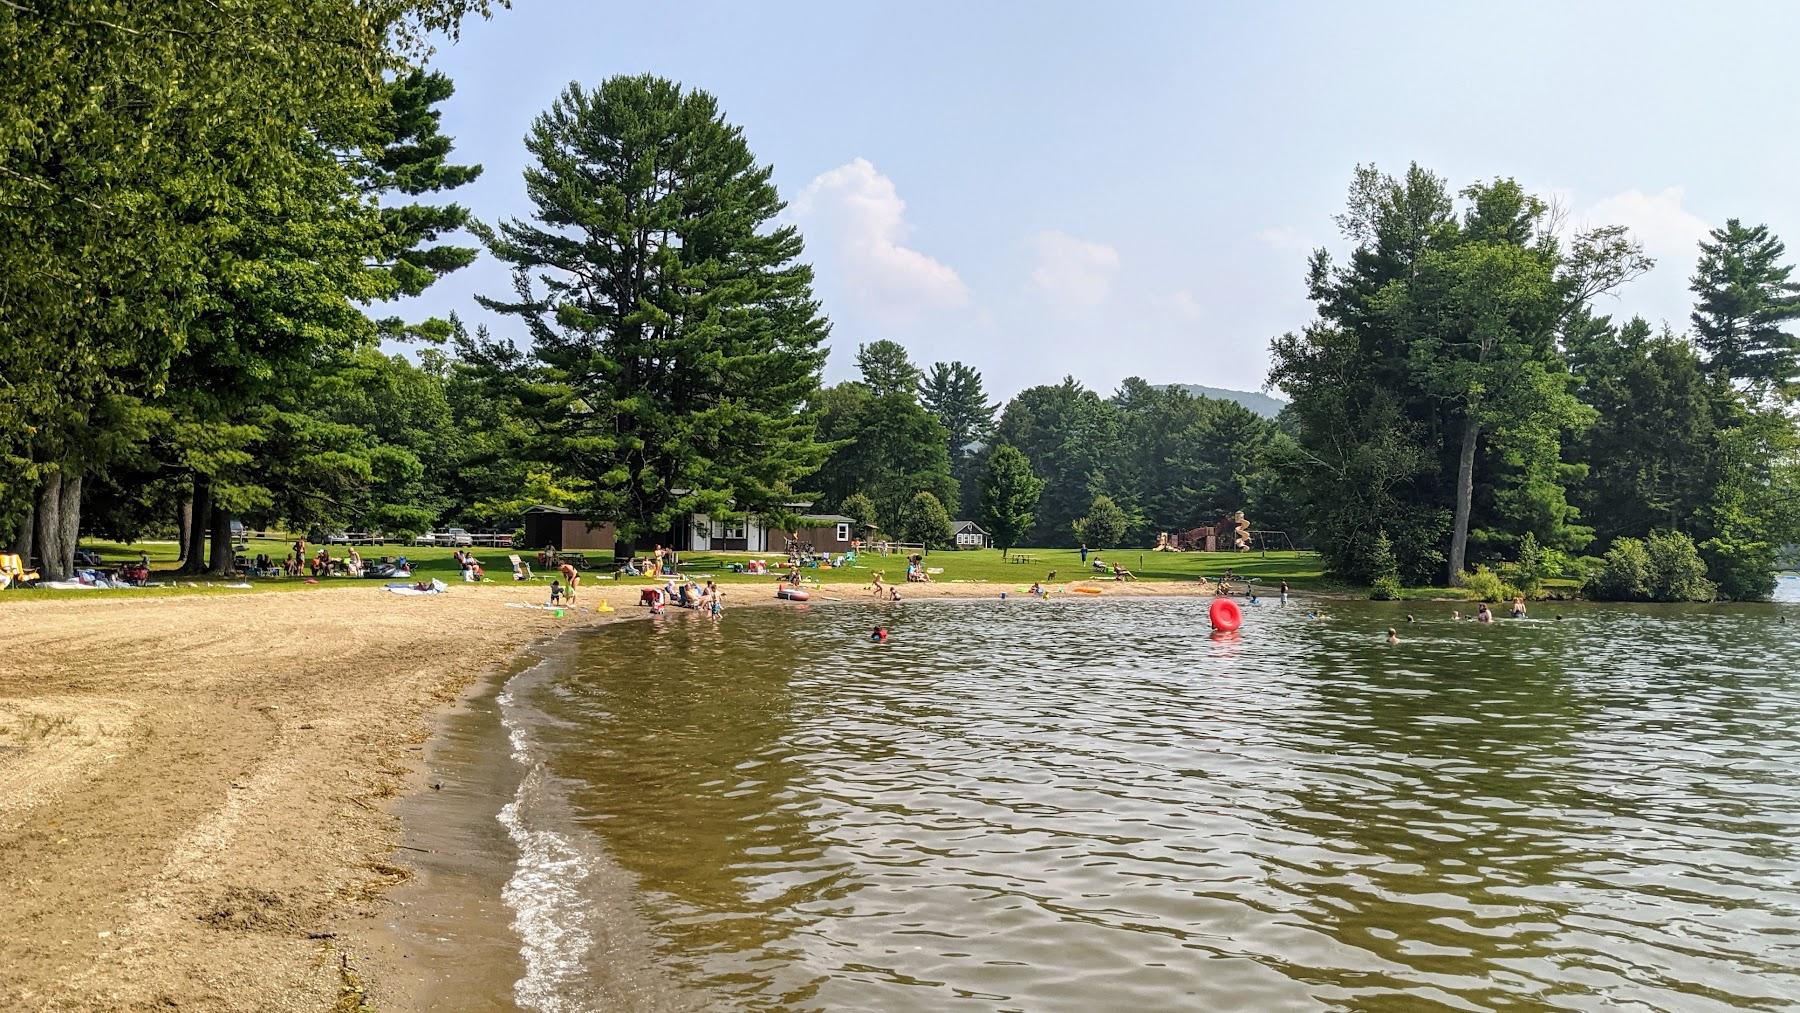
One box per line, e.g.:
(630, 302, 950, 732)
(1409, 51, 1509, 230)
(0, 576, 1206, 1011)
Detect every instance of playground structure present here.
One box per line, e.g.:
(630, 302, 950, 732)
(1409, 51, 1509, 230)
(1152, 513, 1298, 555)
(1155, 511, 1254, 552)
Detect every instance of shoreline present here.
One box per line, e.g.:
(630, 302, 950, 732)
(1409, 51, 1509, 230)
(0, 577, 1218, 1010)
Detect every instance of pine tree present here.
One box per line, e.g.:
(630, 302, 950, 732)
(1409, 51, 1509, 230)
(856, 340, 923, 397)
(359, 67, 484, 342)
(479, 76, 829, 551)
(980, 444, 1043, 558)
(1690, 219, 1800, 398)
(920, 361, 998, 457)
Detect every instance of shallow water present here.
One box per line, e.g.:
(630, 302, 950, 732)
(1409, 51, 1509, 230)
(495, 596, 1800, 1011)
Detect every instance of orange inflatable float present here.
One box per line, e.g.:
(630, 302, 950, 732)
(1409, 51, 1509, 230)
(1209, 596, 1241, 632)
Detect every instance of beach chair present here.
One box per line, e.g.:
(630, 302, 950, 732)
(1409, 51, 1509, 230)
(0, 553, 39, 589)
(509, 554, 532, 581)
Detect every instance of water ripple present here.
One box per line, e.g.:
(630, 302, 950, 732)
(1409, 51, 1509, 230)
(520, 597, 1800, 1011)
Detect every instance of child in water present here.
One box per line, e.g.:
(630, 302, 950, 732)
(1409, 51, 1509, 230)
(1386, 628, 1400, 644)
(870, 625, 888, 642)
(1477, 603, 1494, 623)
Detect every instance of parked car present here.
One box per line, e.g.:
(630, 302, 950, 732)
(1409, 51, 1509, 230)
(443, 527, 473, 546)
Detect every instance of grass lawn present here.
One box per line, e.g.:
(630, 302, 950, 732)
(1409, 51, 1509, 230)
(3, 538, 1334, 599)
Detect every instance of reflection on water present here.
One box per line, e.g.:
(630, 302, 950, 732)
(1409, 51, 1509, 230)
(515, 597, 1800, 1010)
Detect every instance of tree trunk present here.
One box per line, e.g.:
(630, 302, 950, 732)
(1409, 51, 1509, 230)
(56, 472, 81, 579)
(1446, 417, 1479, 586)
(176, 494, 192, 563)
(208, 505, 233, 576)
(10, 502, 32, 562)
(181, 477, 212, 574)
(34, 473, 64, 580)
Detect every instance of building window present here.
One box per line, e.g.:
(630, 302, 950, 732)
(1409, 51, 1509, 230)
(719, 519, 746, 540)
(836, 523, 850, 542)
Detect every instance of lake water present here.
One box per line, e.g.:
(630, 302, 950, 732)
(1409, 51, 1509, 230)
(471, 594, 1800, 1011)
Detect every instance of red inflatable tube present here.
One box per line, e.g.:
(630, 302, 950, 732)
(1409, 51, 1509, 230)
(1209, 596, 1242, 632)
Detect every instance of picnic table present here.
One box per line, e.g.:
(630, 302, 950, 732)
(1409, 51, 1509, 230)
(1009, 553, 1037, 564)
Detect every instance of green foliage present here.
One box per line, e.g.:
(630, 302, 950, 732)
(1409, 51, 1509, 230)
(477, 75, 828, 545)
(813, 382, 958, 526)
(1075, 494, 1129, 549)
(1460, 565, 1519, 604)
(893, 491, 954, 549)
(992, 377, 1119, 545)
(1508, 532, 1547, 596)
(0, 0, 496, 558)
(1271, 164, 1645, 587)
(1586, 531, 1716, 602)
(979, 444, 1043, 558)
(1689, 219, 1800, 398)
(1568, 316, 1718, 547)
(838, 492, 880, 535)
(919, 360, 998, 515)
(1368, 530, 1403, 600)
(855, 340, 924, 398)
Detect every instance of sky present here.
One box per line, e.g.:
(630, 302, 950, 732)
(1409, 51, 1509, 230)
(392, 1, 1800, 400)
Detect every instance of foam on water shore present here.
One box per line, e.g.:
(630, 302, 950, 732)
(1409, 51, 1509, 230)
(497, 673, 603, 1013)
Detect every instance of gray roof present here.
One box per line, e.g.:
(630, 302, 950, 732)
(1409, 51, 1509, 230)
(951, 519, 988, 533)
(798, 514, 856, 524)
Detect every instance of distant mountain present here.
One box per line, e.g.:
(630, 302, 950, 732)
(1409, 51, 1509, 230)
(1157, 384, 1286, 419)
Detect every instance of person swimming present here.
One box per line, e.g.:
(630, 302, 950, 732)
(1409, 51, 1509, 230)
(870, 625, 888, 642)
(1452, 609, 1462, 621)
(1476, 603, 1494, 623)
(1386, 627, 1400, 644)
(1511, 596, 1527, 618)
(1405, 613, 1416, 623)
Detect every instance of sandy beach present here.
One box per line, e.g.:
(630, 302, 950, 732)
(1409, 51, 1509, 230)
(0, 576, 1202, 1011)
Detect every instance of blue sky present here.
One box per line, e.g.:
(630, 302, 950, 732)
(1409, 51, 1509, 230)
(396, 1, 1800, 399)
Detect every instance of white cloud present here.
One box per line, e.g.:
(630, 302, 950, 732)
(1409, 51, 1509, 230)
(1255, 225, 1315, 255)
(791, 158, 968, 317)
(1028, 230, 1120, 308)
(1579, 186, 1710, 266)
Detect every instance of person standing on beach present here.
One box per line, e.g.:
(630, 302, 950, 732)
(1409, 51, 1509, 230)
(1279, 580, 1289, 606)
(559, 561, 579, 602)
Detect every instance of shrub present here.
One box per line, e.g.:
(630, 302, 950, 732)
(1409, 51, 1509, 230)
(1587, 531, 1715, 602)
(1461, 564, 1519, 603)
(1644, 530, 1716, 602)
(1368, 530, 1403, 600)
